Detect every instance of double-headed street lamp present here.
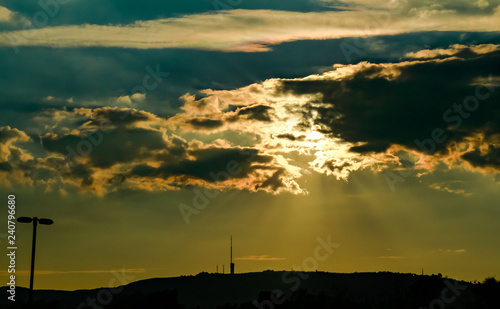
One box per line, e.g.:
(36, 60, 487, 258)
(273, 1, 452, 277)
(17, 216, 54, 304)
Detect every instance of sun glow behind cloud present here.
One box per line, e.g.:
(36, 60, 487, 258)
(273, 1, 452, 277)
(1, 44, 499, 197)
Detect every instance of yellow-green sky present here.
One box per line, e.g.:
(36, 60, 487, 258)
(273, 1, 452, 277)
(3, 165, 500, 290)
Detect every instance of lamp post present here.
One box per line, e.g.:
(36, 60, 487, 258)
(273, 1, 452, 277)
(17, 216, 53, 304)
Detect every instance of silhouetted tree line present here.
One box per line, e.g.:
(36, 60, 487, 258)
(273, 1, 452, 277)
(6, 276, 500, 309)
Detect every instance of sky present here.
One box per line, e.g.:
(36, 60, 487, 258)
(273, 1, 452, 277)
(0, 0, 499, 291)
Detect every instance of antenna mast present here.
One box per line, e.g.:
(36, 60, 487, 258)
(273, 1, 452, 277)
(230, 235, 235, 274)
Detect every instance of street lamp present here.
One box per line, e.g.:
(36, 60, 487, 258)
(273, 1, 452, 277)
(17, 216, 53, 304)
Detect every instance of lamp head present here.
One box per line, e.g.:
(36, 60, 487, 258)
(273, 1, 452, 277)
(38, 218, 54, 225)
(17, 217, 33, 223)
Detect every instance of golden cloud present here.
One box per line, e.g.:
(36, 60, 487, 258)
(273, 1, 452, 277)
(0, 8, 499, 52)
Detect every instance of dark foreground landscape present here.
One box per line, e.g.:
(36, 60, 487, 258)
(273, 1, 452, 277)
(2, 271, 499, 309)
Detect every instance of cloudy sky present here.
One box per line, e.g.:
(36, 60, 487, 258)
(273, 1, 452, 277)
(1, 0, 499, 290)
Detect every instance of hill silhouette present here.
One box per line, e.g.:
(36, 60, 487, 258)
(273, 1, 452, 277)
(1, 271, 499, 309)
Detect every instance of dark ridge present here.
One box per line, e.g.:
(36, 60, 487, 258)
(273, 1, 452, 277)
(1, 271, 499, 309)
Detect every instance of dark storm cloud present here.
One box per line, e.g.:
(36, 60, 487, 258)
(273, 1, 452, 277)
(256, 168, 286, 191)
(37, 155, 93, 186)
(189, 118, 224, 129)
(278, 50, 500, 156)
(2, 33, 500, 193)
(462, 145, 500, 168)
(275, 134, 306, 141)
(0, 126, 26, 143)
(235, 105, 273, 122)
(1, 32, 498, 124)
(27, 107, 304, 194)
(349, 143, 389, 153)
(41, 127, 168, 168)
(129, 147, 271, 183)
(82, 107, 154, 128)
(66, 162, 94, 187)
(0, 161, 12, 172)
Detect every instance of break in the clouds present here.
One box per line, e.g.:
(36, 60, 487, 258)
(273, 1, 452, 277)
(169, 44, 500, 180)
(174, 44, 500, 179)
(1, 44, 499, 195)
(1, 0, 500, 52)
